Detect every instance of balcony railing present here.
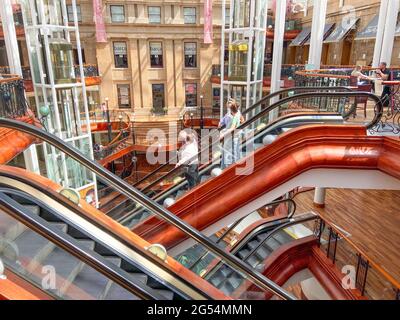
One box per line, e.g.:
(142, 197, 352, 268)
(0, 75, 28, 118)
(74, 64, 100, 78)
(317, 218, 400, 300)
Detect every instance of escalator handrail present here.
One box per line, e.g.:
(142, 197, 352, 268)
(241, 214, 320, 262)
(217, 198, 296, 245)
(138, 91, 382, 195)
(241, 85, 354, 117)
(0, 190, 160, 300)
(133, 86, 355, 188)
(187, 198, 296, 273)
(0, 118, 296, 300)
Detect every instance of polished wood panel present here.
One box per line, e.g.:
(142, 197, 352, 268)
(133, 125, 400, 248)
(295, 188, 400, 294)
(0, 113, 41, 164)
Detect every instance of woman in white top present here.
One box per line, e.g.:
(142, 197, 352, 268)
(176, 130, 199, 189)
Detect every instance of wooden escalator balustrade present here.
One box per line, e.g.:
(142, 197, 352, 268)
(132, 125, 400, 248)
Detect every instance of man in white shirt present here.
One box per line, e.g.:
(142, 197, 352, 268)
(176, 131, 199, 189)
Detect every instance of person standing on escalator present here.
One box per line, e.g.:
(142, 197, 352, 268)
(376, 62, 392, 109)
(176, 131, 199, 190)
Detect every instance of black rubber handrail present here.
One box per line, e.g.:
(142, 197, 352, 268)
(0, 190, 160, 300)
(138, 91, 382, 195)
(133, 86, 355, 188)
(241, 214, 320, 262)
(187, 198, 296, 273)
(217, 198, 296, 244)
(0, 118, 295, 300)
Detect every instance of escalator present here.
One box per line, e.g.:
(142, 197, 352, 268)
(178, 212, 319, 298)
(111, 91, 383, 242)
(0, 118, 295, 300)
(0, 188, 202, 300)
(103, 87, 358, 223)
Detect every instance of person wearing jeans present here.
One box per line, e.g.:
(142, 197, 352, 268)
(176, 131, 199, 189)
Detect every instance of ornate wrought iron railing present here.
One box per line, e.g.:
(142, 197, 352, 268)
(0, 75, 29, 118)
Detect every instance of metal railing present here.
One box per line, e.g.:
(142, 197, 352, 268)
(0, 75, 29, 118)
(317, 219, 400, 300)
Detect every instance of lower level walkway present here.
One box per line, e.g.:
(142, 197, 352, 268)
(294, 188, 400, 288)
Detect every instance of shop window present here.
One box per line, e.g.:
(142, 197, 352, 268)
(185, 83, 198, 107)
(117, 84, 131, 108)
(148, 6, 161, 24)
(150, 42, 163, 68)
(152, 84, 165, 112)
(113, 42, 128, 68)
(183, 7, 196, 24)
(184, 42, 197, 68)
(110, 5, 125, 23)
(67, 5, 82, 22)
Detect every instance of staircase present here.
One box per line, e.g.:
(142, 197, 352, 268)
(133, 121, 179, 146)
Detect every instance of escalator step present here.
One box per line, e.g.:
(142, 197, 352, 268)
(236, 248, 250, 260)
(219, 266, 234, 278)
(104, 256, 122, 267)
(77, 239, 96, 251)
(256, 232, 269, 243)
(228, 273, 243, 289)
(67, 225, 91, 240)
(264, 238, 281, 252)
(219, 281, 235, 295)
(120, 259, 142, 273)
(246, 240, 260, 250)
(38, 246, 85, 296)
(104, 283, 140, 300)
(246, 255, 261, 268)
(146, 276, 171, 290)
(63, 263, 112, 300)
(273, 231, 294, 245)
(209, 274, 224, 287)
(256, 246, 272, 260)
(127, 272, 148, 285)
(22, 204, 41, 216)
(153, 289, 175, 300)
(38, 208, 63, 222)
(94, 242, 116, 256)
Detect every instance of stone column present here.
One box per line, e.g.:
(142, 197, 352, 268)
(313, 188, 327, 208)
(308, 0, 328, 69)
